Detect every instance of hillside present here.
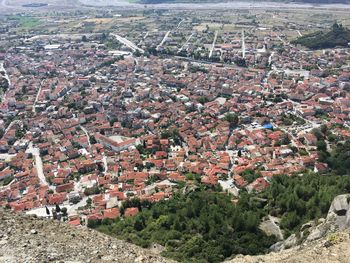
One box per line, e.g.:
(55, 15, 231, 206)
(89, 172, 350, 262)
(0, 208, 174, 263)
(229, 230, 350, 263)
(1, 196, 350, 263)
(137, 0, 350, 4)
(292, 23, 350, 49)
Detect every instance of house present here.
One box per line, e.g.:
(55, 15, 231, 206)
(314, 162, 329, 173)
(233, 174, 248, 188)
(124, 207, 139, 217)
(56, 182, 74, 193)
(0, 168, 13, 180)
(302, 133, 317, 146)
(95, 133, 139, 152)
(246, 177, 270, 193)
(103, 208, 120, 219)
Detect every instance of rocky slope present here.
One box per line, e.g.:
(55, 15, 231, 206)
(0, 208, 174, 263)
(1, 194, 350, 263)
(229, 229, 350, 263)
(228, 194, 350, 263)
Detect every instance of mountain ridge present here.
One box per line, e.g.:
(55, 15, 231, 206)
(135, 0, 350, 5)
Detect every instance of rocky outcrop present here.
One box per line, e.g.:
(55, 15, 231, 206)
(228, 230, 350, 263)
(231, 194, 350, 262)
(259, 215, 284, 241)
(269, 233, 297, 252)
(307, 194, 350, 242)
(0, 208, 174, 263)
(266, 194, 350, 252)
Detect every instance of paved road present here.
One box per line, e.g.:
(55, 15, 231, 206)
(0, 62, 10, 86)
(110, 33, 144, 53)
(0, 62, 10, 102)
(268, 51, 275, 67)
(137, 31, 149, 46)
(157, 31, 171, 50)
(32, 80, 45, 113)
(273, 32, 288, 45)
(178, 33, 194, 53)
(102, 154, 108, 174)
(4, 120, 21, 135)
(80, 125, 91, 148)
(133, 57, 139, 73)
(176, 19, 184, 30)
(241, 30, 246, 58)
(26, 142, 48, 187)
(26, 196, 88, 217)
(67, 196, 88, 216)
(209, 30, 218, 58)
(79, 125, 107, 174)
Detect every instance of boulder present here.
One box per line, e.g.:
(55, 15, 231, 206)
(327, 194, 350, 230)
(259, 215, 284, 241)
(307, 194, 350, 242)
(270, 233, 297, 252)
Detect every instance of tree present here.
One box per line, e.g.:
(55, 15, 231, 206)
(240, 169, 261, 184)
(235, 58, 247, 67)
(198, 97, 209, 104)
(134, 217, 144, 231)
(45, 206, 50, 216)
(327, 141, 350, 175)
(89, 135, 97, 145)
(61, 207, 68, 217)
(281, 211, 300, 230)
(15, 129, 25, 139)
(282, 135, 291, 145)
(320, 124, 328, 134)
(89, 190, 276, 262)
(55, 204, 61, 213)
(86, 197, 92, 208)
(312, 128, 323, 140)
(84, 186, 101, 196)
(317, 140, 327, 152)
(87, 218, 99, 228)
(224, 113, 239, 128)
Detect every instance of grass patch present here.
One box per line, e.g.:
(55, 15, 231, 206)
(9, 16, 41, 30)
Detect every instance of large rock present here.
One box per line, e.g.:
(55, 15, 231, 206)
(271, 194, 350, 249)
(270, 233, 297, 252)
(227, 229, 350, 263)
(307, 194, 350, 242)
(327, 194, 350, 230)
(259, 215, 284, 241)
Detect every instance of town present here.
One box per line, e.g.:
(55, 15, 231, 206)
(0, 6, 350, 230)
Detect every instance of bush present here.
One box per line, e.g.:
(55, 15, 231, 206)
(92, 190, 276, 262)
(84, 186, 101, 196)
(2, 175, 14, 186)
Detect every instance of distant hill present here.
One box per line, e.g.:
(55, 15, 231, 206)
(139, 0, 350, 4)
(292, 23, 350, 49)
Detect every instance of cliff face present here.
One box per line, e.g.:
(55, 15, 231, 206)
(228, 194, 350, 263)
(0, 209, 174, 263)
(228, 230, 350, 263)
